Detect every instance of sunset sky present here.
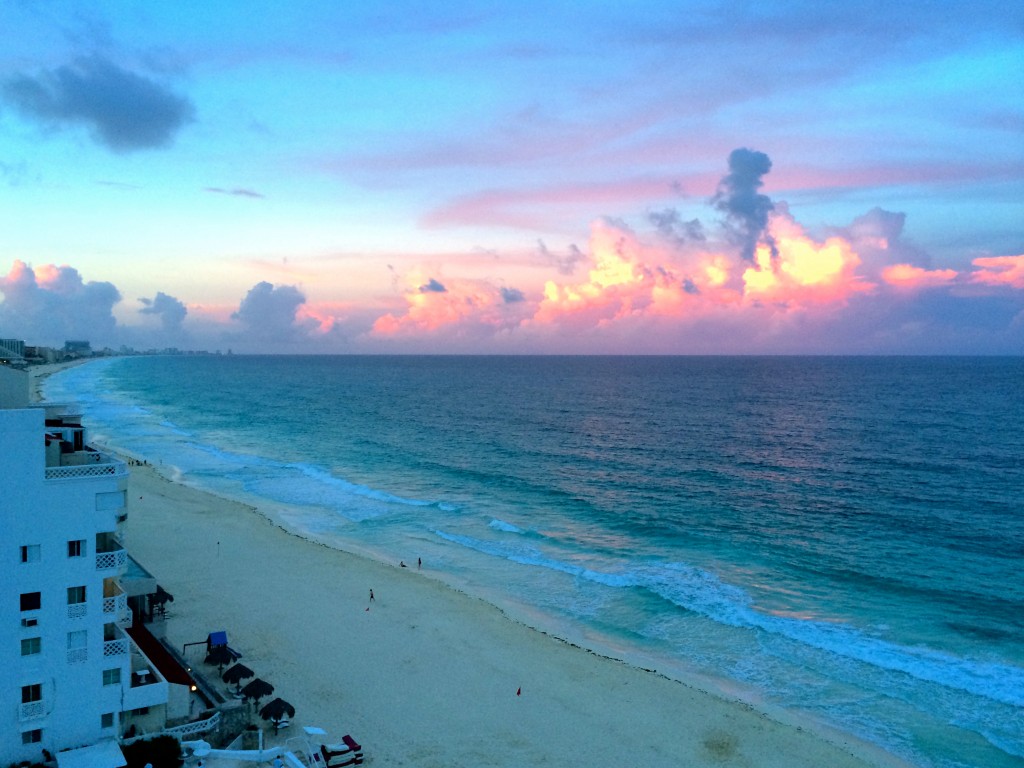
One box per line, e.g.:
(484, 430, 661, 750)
(0, 1, 1021, 354)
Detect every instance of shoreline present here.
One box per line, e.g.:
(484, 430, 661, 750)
(34, 360, 913, 767)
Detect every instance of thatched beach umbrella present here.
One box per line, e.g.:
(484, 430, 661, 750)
(241, 678, 274, 708)
(259, 697, 296, 731)
(205, 644, 235, 672)
(222, 663, 254, 697)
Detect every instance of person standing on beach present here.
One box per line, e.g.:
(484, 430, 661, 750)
(369, 589, 374, 602)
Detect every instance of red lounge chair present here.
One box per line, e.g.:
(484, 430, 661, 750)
(319, 748, 363, 768)
(320, 742, 363, 767)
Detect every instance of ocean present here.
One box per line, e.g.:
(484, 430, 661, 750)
(42, 355, 1024, 768)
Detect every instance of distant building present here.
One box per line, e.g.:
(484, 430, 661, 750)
(1, 371, 175, 765)
(63, 341, 92, 358)
(1, 338, 27, 367)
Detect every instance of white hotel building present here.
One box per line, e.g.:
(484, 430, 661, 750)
(1, 366, 176, 765)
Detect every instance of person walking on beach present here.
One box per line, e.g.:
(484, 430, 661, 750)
(369, 589, 375, 602)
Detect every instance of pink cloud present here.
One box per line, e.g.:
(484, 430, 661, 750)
(371, 271, 531, 339)
(881, 264, 959, 289)
(969, 254, 1024, 289)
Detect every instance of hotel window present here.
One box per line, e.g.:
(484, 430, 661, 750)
(22, 729, 42, 745)
(101, 712, 115, 729)
(68, 539, 86, 558)
(102, 667, 121, 686)
(21, 683, 41, 704)
(21, 637, 41, 656)
(67, 585, 87, 604)
(20, 592, 41, 611)
(20, 544, 40, 563)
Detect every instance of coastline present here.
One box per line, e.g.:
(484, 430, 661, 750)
(33, 361, 913, 767)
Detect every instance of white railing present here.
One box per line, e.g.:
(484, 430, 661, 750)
(67, 648, 88, 664)
(20, 701, 45, 721)
(121, 712, 222, 747)
(103, 639, 128, 657)
(102, 593, 129, 620)
(68, 603, 87, 619)
(96, 549, 128, 571)
(165, 712, 222, 740)
(45, 461, 127, 481)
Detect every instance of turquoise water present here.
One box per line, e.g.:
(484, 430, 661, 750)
(44, 356, 1024, 768)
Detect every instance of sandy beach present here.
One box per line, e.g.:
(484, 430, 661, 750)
(117, 460, 910, 768)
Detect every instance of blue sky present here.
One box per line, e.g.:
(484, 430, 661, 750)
(0, 1, 1021, 353)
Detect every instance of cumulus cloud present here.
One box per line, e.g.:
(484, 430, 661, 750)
(711, 148, 776, 262)
(231, 281, 311, 341)
(139, 291, 187, 331)
(0, 260, 120, 344)
(372, 271, 531, 340)
(1, 55, 194, 152)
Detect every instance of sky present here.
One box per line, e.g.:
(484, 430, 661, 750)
(0, 1, 1021, 355)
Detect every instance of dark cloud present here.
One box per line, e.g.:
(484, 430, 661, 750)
(648, 208, 706, 244)
(712, 148, 776, 262)
(0, 260, 120, 344)
(419, 278, 447, 293)
(205, 187, 265, 199)
(231, 281, 307, 340)
(538, 239, 586, 275)
(1, 55, 194, 152)
(139, 291, 187, 331)
(500, 287, 525, 303)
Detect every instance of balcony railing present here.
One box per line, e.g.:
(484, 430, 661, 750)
(45, 458, 127, 481)
(67, 647, 88, 664)
(68, 603, 87, 619)
(20, 701, 45, 721)
(103, 638, 128, 657)
(96, 548, 128, 571)
(103, 593, 129, 622)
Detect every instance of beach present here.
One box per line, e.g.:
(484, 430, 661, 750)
(123, 460, 909, 768)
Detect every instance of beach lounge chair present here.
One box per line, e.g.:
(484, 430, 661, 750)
(319, 745, 363, 768)
(320, 737, 363, 766)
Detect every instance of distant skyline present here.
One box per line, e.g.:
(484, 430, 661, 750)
(0, 1, 1021, 354)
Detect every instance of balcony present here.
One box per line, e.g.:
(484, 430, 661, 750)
(102, 592, 129, 623)
(104, 625, 129, 658)
(96, 547, 128, 572)
(19, 701, 45, 721)
(45, 450, 127, 481)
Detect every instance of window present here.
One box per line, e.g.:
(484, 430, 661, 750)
(102, 667, 121, 686)
(20, 592, 41, 611)
(21, 684, 41, 704)
(22, 729, 42, 745)
(20, 544, 40, 563)
(67, 585, 86, 604)
(101, 712, 114, 729)
(68, 539, 86, 557)
(68, 630, 87, 650)
(21, 637, 41, 656)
